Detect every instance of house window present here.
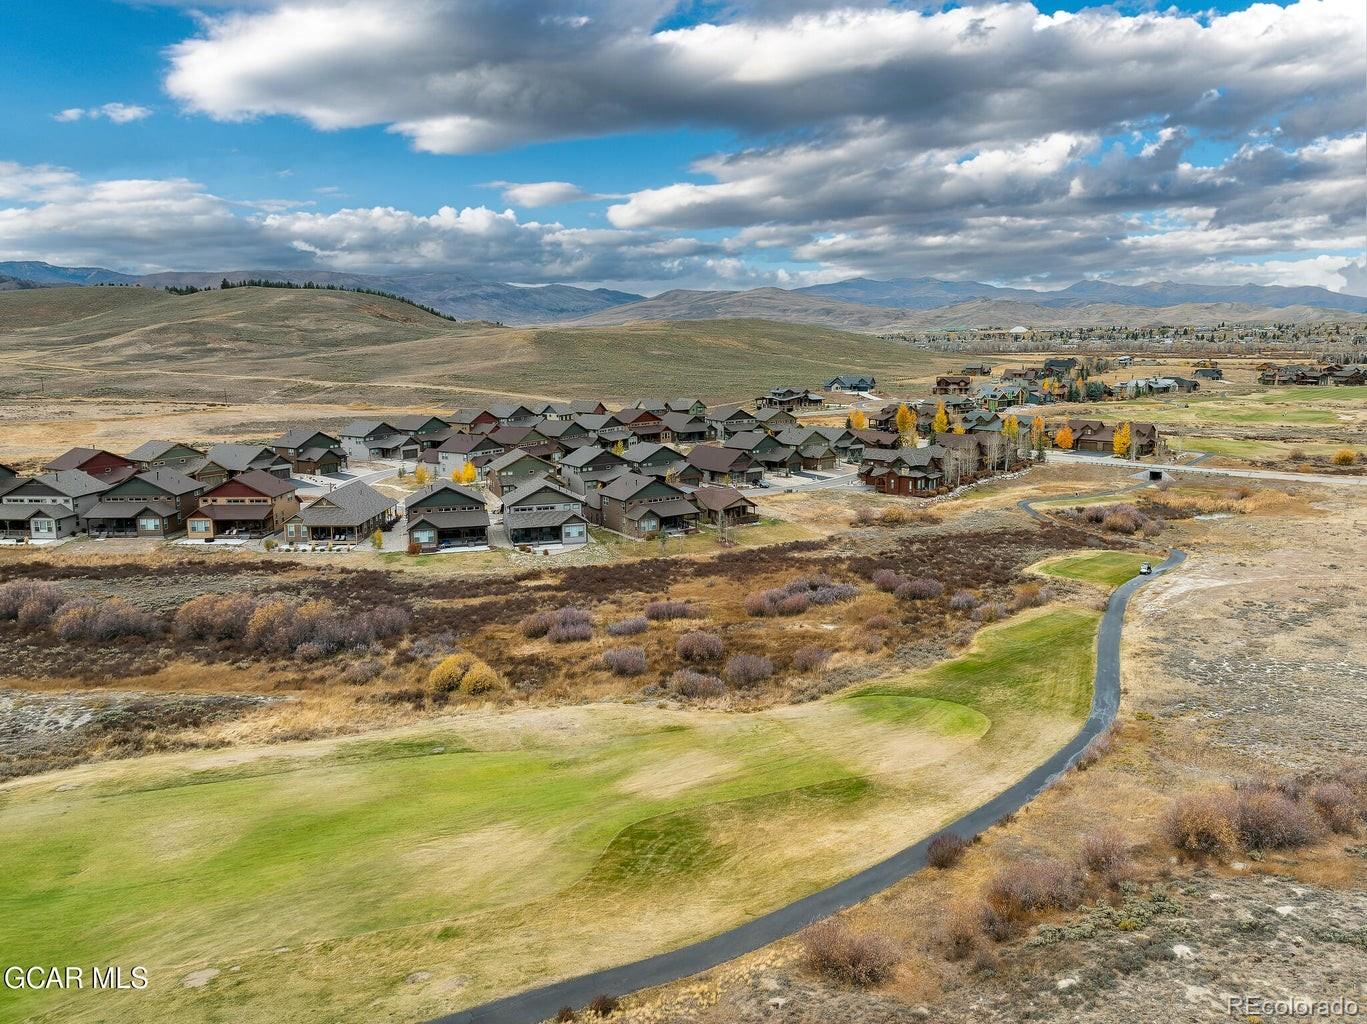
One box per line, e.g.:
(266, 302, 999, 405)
(189, 520, 210, 534)
(32, 519, 54, 536)
(563, 523, 585, 541)
(413, 528, 435, 543)
(138, 517, 162, 532)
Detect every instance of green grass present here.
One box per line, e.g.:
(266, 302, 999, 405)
(0, 608, 1100, 1024)
(1171, 436, 1352, 461)
(1036, 551, 1156, 589)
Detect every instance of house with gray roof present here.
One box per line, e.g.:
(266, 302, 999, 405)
(500, 478, 588, 547)
(284, 480, 398, 545)
(405, 480, 490, 550)
(597, 472, 699, 538)
(126, 440, 207, 472)
(271, 430, 348, 475)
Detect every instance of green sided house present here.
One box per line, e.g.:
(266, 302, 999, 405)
(185, 469, 300, 540)
(500, 478, 588, 547)
(485, 449, 557, 496)
(284, 480, 398, 546)
(405, 481, 490, 551)
(82, 469, 204, 538)
(125, 440, 207, 472)
(271, 430, 348, 476)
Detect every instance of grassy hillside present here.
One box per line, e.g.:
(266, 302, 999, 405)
(1, 287, 942, 405)
(0, 606, 1098, 1024)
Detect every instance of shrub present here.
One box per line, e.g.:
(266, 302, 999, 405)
(791, 645, 832, 672)
(1309, 782, 1360, 835)
(871, 569, 907, 592)
(172, 590, 255, 639)
(406, 541, 421, 556)
(519, 610, 555, 638)
(1012, 583, 1054, 610)
(340, 658, 385, 685)
(554, 1008, 576, 1023)
(977, 901, 1019, 943)
(985, 858, 1083, 920)
(941, 901, 987, 961)
(1162, 792, 1240, 856)
(808, 583, 860, 605)
(745, 576, 857, 616)
(0, 581, 65, 624)
(1236, 791, 1326, 850)
(548, 621, 593, 643)
(800, 920, 899, 987)
(676, 631, 723, 662)
(1331, 448, 1356, 466)
(428, 653, 505, 698)
(52, 597, 161, 642)
(1101, 503, 1145, 534)
(723, 653, 773, 687)
(601, 646, 647, 676)
(926, 831, 968, 869)
(949, 590, 978, 611)
(607, 616, 648, 636)
(1079, 829, 1132, 875)
(669, 669, 726, 699)
(1076, 728, 1115, 770)
(970, 602, 1009, 623)
(865, 614, 895, 630)
(776, 592, 811, 615)
(587, 994, 619, 1018)
(852, 507, 877, 527)
(877, 507, 907, 527)
(894, 578, 943, 601)
(644, 600, 699, 621)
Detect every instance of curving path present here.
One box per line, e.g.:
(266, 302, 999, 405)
(432, 549, 1187, 1024)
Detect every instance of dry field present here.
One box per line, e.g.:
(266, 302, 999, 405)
(600, 475, 1367, 1024)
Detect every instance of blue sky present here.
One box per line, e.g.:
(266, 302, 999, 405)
(2, 0, 1362, 293)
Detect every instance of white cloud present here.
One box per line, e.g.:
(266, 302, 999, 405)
(488, 181, 602, 207)
(52, 102, 153, 124)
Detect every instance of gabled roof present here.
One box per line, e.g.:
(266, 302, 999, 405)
(754, 407, 795, 422)
(407, 509, 490, 529)
(448, 408, 495, 425)
(622, 441, 679, 463)
(598, 471, 684, 501)
(560, 446, 624, 469)
(485, 448, 555, 474)
(626, 497, 699, 520)
(339, 419, 398, 438)
(406, 480, 486, 508)
(203, 468, 297, 498)
(204, 443, 283, 472)
(388, 414, 449, 432)
(705, 404, 755, 421)
(437, 433, 502, 454)
(5, 502, 77, 520)
(44, 447, 130, 471)
(274, 428, 341, 449)
(686, 445, 754, 472)
(489, 425, 546, 445)
(294, 480, 396, 526)
(659, 412, 706, 432)
(690, 484, 755, 513)
(84, 499, 178, 520)
(32, 470, 112, 497)
(117, 468, 204, 497)
(500, 476, 578, 509)
(723, 430, 770, 452)
(126, 439, 204, 462)
(573, 414, 615, 431)
(487, 402, 536, 419)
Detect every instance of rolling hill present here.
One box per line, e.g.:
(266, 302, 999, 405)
(0, 285, 945, 406)
(568, 289, 1363, 331)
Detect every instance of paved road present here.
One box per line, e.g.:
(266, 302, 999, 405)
(1045, 450, 1365, 487)
(430, 549, 1187, 1024)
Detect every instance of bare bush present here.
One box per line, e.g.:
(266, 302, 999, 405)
(1076, 728, 1115, 770)
(865, 614, 895, 630)
(970, 601, 1009, 623)
(1162, 792, 1240, 856)
(1012, 583, 1054, 610)
(777, 592, 811, 615)
(895, 578, 943, 601)
(519, 610, 555, 638)
(985, 858, 1083, 920)
(676, 631, 724, 662)
(1309, 782, 1360, 835)
(926, 831, 969, 869)
(607, 616, 648, 636)
(175, 593, 258, 641)
(1236, 791, 1326, 850)
(723, 654, 773, 687)
(809, 583, 860, 605)
(548, 621, 593, 643)
(941, 900, 987, 960)
(669, 669, 726, 699)
(871, 568, 907, 592)
(340, 658, 385, 685)
(0, 581, 65, 626)
(878, 507, 907, 527)
(1079, 829, 1132, 875)
(1102, 503, 1145, 534)
(800, 919, 900, 987)
(644, 600, 700, 621)
(52, 597, 161, 642)
(791, 646, 832, 672)
(602, 646, 648, 676)
(587, 994, 619, 1018)
(949, 590, 978, 611)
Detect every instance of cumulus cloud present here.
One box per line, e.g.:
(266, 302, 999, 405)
(165, 0, 1363, 152)
(52, 102, 153, 123)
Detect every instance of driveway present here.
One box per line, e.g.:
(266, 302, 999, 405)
(430, 549, 1187, 1024)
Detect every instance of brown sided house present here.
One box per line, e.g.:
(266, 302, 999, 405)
(271, 430, 348, 475)
(125, 440, 207, 472)
(43, 447, 135, 479)
(685, 444, 764, 486)
(597, 472, 700, 538)
(858, 446, 947, 496)
(932, 375, 973, 395)
(690, 484, 758, 525)
(284, 480, 398, 546)
(405, 481, 490, 551)
(192, 444, 293, 488)
(186, 469, 300, 540)
(1055, 419, 1159, 455)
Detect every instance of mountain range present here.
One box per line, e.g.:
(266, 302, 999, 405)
(2, 261, 1364, 327)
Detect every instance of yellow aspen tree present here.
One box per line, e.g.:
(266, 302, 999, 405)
(1055, 425, 1074, 450)
(1112, 422, 1131, 457)
(850, 409, 868, 430)
(931, 401, 949, 434)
